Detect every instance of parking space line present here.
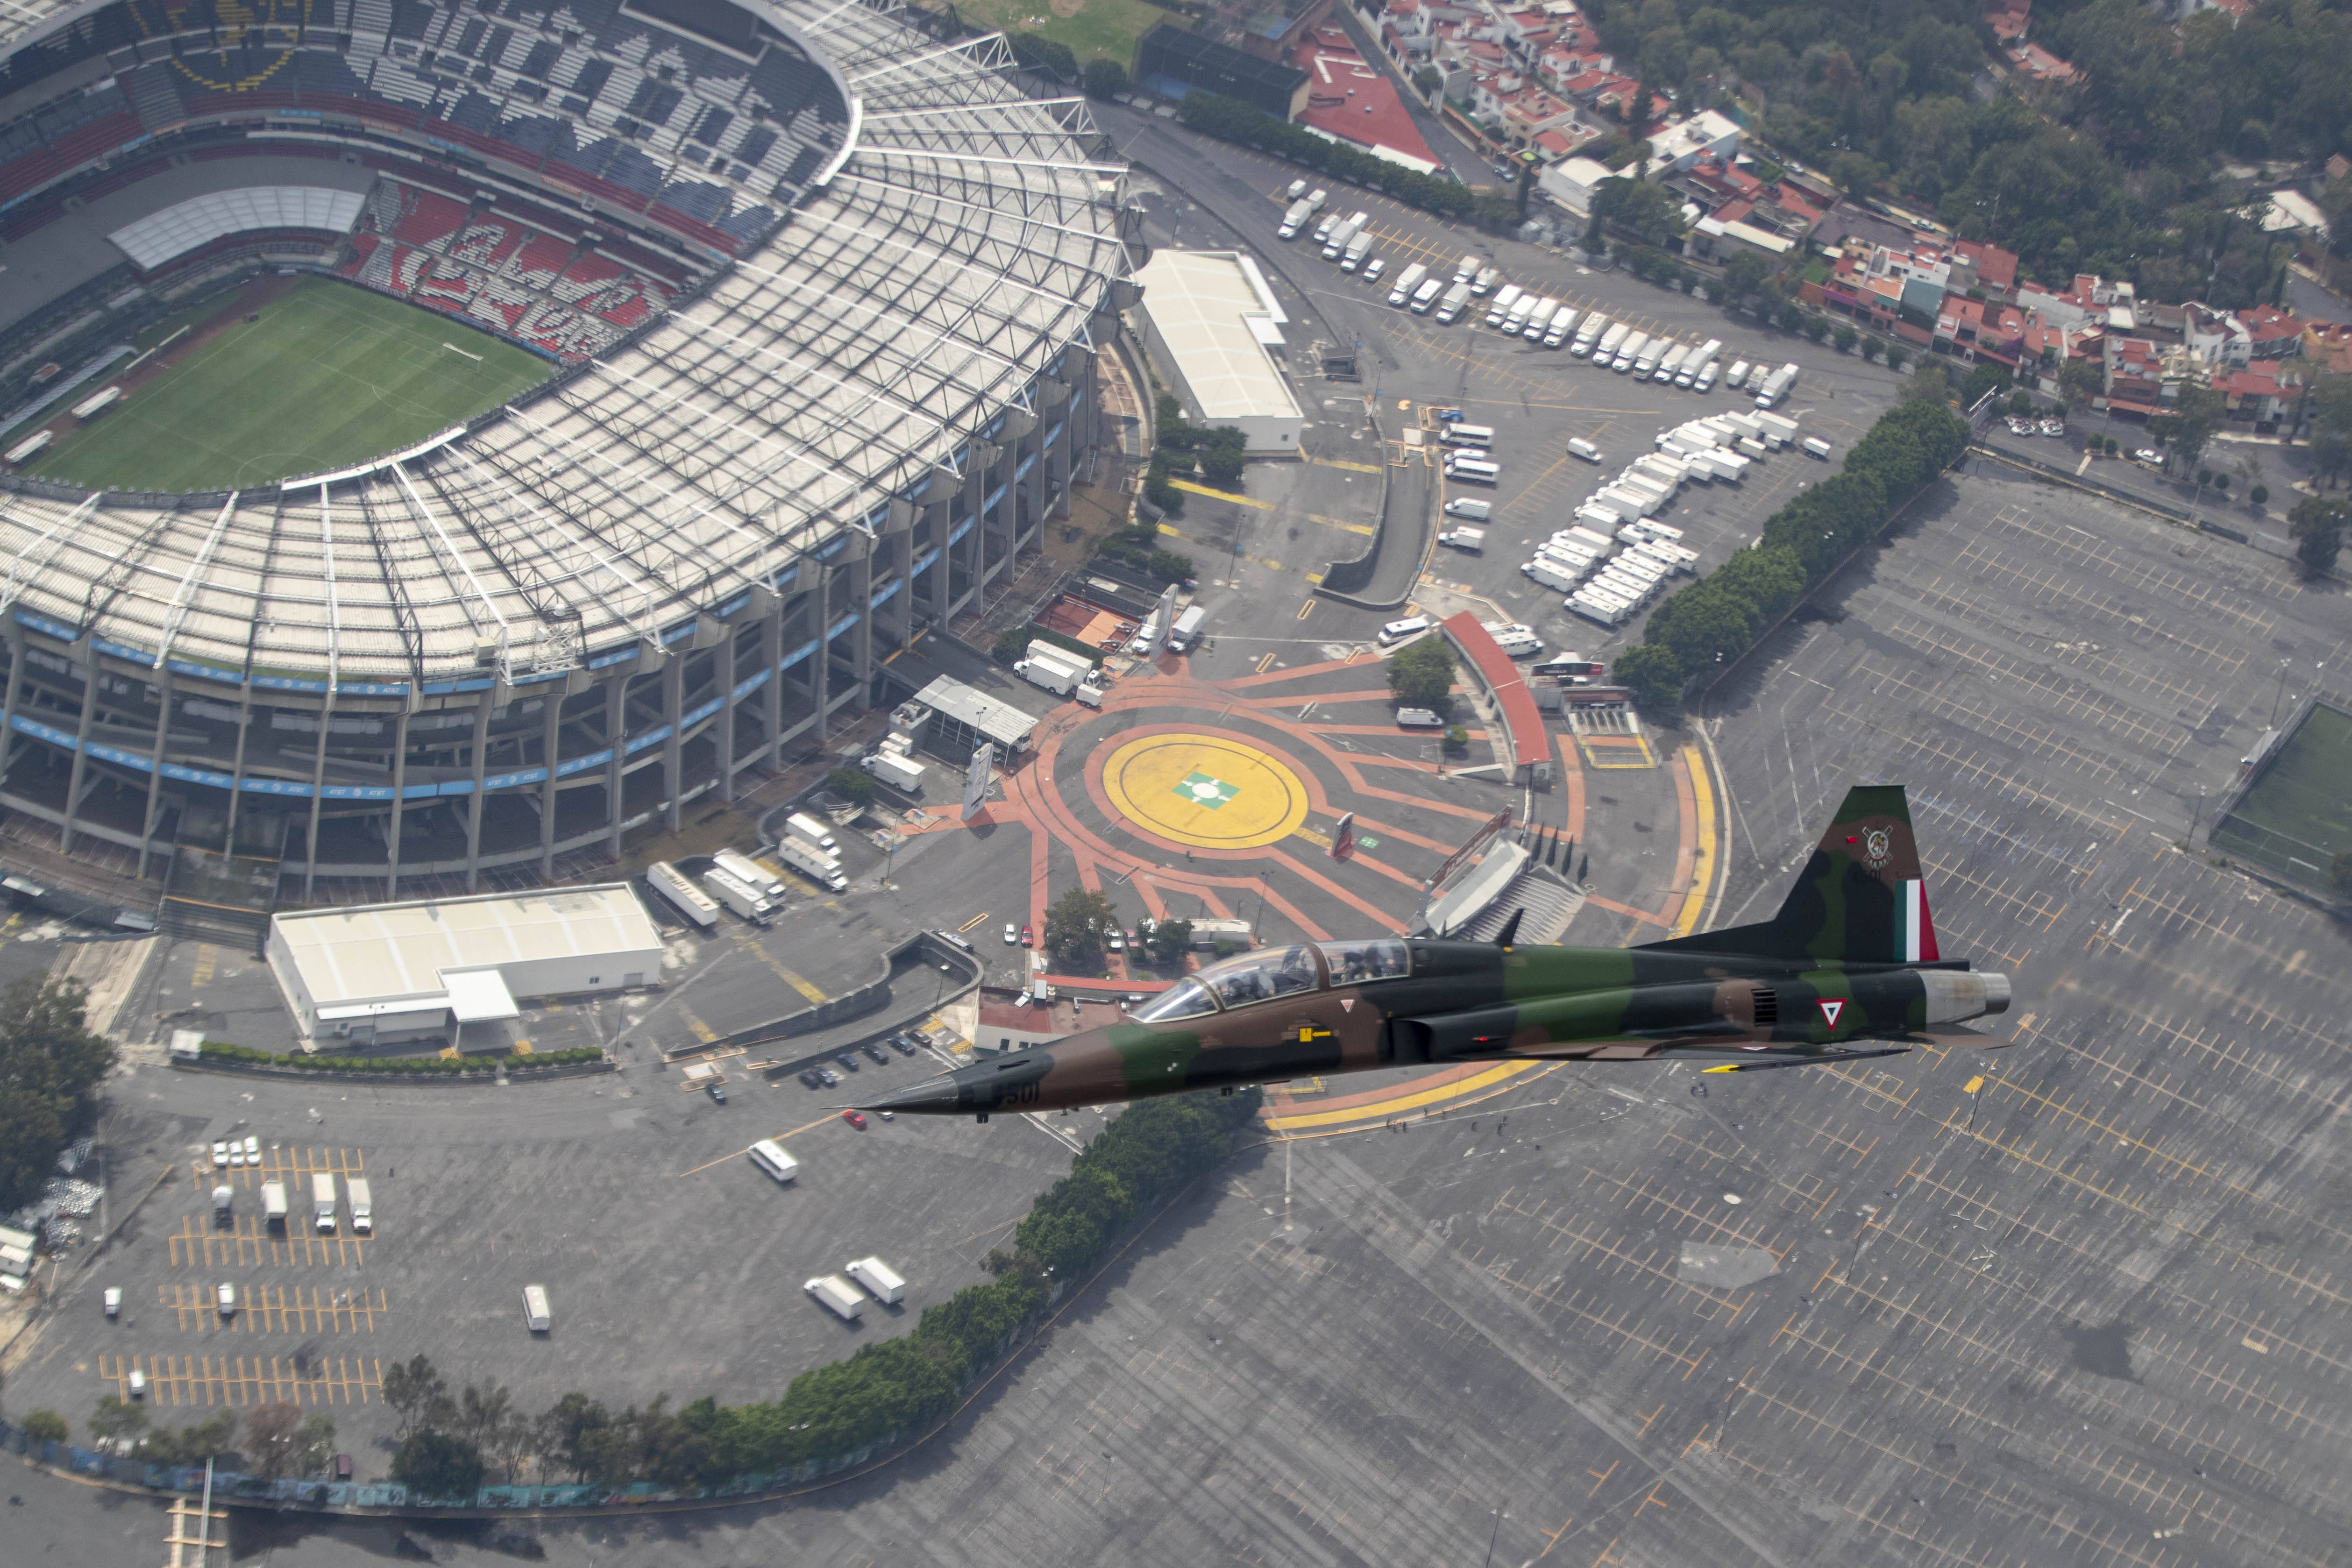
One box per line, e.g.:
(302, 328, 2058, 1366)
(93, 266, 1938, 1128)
(100, 1353, 381, 1407)
(167, 1213, 369, 1269)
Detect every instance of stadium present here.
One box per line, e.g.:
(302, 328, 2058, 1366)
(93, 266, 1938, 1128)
(0, 0, 1130, 903)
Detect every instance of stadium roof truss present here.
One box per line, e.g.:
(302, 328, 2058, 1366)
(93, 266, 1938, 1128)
(0, 0, 1130, 692)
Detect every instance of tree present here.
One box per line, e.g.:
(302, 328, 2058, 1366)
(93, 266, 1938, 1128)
(1006, 33, 1075, 81)
(1886, 346, 1910, 373)
(826, 766, 878, 806)
(1834, 324, 1860, 354)
(382, 1355, 449, 1442)
(2056, 356, 2103, 416)
(1613, 644, 1683, 710)
(88, 1395, 147, 1448)
(0, 975, 117, 1213)
(457, 1383, 512, 1455)
(2150, 383, 2227, 474)
(1720, 249, 1769, 303)
(534, 1393, 611, 1483)
(1198, 426, 1246, 488)
(1860, 337, 1882, 362)
(142, 1410, 237, 1467)
(2214, 473, 2230, 494)
(1144, 917, 1193, 967)
(1804, 315, 1832, 344)
(1776, 299, 1805, 335)
(2252, 484, 2269, 506)
(2306, 374, 2352, 486)
(488, 1409, 537, 1484)
(1044, 887, 1120, 968)
(1903, 361, 1951, 407)
(392, 1430, 485, 1500)
(1081, 58, 1127, 99)
(291, 1414, 337, 1478)
(21, 1409, 67, 1446)
(1413, 64, 1443, 99)
(244, 1402, 303, 1480)
(1385, 635, 1456, 708)
(2288, 496, 2348, 575)
(2006, 390, 2035, 416)
(1590, 177, 1684, 248)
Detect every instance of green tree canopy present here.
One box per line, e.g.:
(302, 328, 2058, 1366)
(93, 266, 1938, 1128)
(1591, 177, 1687, 248)
(0, 976, 116, 1213)
(392, 1430, 485, 1499)
(1044, 887, 1121, 968)
(1386, 636, 1457, 709)
(2151, 384, 2228, 474)
(1081, 58, 1127, 99)
(2288, 496, 2347, 575)
(825, 766, 878, 805)
(1613, 643, 1684, 710)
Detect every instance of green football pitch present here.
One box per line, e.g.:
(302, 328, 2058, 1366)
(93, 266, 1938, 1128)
(31, 277, 551, 492)
(2210, 702, 2352, 887)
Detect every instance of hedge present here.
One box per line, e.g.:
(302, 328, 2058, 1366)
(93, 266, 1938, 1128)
(194, 1041, 604, 1073)
(1614, 398, 1972, 710)
(1173, 93, 1521, 230)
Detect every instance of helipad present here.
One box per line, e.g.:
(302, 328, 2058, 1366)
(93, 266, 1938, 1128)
(1101, 733, 1310, 851)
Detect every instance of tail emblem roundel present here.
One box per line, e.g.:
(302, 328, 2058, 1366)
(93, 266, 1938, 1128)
(1860, 828, 1893, 870)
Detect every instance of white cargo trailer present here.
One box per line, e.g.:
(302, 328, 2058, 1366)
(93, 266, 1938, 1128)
(703, 866, 776, 922)
(847, 1256, 908, 1304)
(714, 848, 787, 899)
(806, 1275, 864, 1320)
(647, 861, 720, 928)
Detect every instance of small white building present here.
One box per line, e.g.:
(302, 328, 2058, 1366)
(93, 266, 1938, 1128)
(1646, 110, 1743, 173)
(1129, 249, 1305, 455)
(267, 884, 663, 1047)
(1536, 155, 1613, 215)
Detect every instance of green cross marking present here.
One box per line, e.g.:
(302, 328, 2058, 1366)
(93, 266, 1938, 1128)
(1174, 772, 1239, 810)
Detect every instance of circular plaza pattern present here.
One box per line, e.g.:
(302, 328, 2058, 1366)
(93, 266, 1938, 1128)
(1100, 732, 1312, 851)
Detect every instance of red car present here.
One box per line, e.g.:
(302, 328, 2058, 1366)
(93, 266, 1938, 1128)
(1019, 925, 1034, 948)
(841, 1110, 868, 1129)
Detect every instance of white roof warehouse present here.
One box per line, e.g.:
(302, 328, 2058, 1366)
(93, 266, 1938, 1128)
(1130, 249, 1306, 455)
(266, 885, 663, 1047)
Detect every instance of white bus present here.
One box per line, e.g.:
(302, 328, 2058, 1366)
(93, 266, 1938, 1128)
(1440, 423, 1497, 448)
(1444, 457, 1501, 485)
(747, 1139, 799, 1183)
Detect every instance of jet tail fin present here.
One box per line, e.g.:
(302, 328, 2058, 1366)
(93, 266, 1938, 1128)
(1637, 784, 1939, 966)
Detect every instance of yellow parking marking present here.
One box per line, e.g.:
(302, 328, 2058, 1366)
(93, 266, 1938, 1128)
(1297, 599, 1317, 620)
(1170, 478, 1267, 508)
(1670, 745, 1717, 940)
(190, 944, 218, 988)
(681, 1007, 716, 1043)
(99, 1353, 379, 1407)
(726, 925, 829, 1003)
(672, 1113, 853, 1177)
(1255, 651, 1279, 674)
(1267, 1061, 1548, 1130)
(1308, 456, 1382, 473)
(959, 910, 992, 931)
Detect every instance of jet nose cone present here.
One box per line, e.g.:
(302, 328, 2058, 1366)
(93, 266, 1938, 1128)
(857, 1074, 965, 1114)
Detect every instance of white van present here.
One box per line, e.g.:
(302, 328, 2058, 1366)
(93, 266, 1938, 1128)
(1485, 624, 1543, 657)
(1377, 616, 1433, 647)
(1444, 457, 1500, 484)
(1566, 438, 1602, 462)
(522, 1284, 552, 1332)
(1442, 497, 1492, 520)
(747, 1139, 799, 1183)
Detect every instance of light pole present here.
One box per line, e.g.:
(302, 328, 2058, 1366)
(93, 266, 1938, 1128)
(1483, 1505, 1508, 1568)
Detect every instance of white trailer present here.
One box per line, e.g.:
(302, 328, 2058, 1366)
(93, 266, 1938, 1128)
(1725, 359, 1752, 391)
(1321, 218, 1360, 259)
(1015, 641, 1094, 695)
(1433, 281, 1474, 323)
(1634, 454, 1687, 489)
(348, 1178, 373, 1235)
(807, 1275, 864, 1320)
(1633, 337, 1669, 378)
(1277, 198, 1314, 238)
(786, 812, 837, 853)
(703, 866, 776, 922)
(1169, 604, 1208, 651)
(1570, 593, 1633, 627)
(262, 1181, 288, 1228)
(1563, 525, 1617, 557)
(1572, 315, 1610, 356)
(1386, 262, 1429, 306)
(647, 861, 720, 928)
(861, 750, 926, 793)
(776, 837, 848, 893)
(847, 1256, 908, 1304)
(1755, 362, 1800, 406)
(1754, 410, 1801, 443)
(1575, 500, 1627, 530)
(1523, 557, 1582, 592)
(1483, 283, 1524, 328)
(714, 848, 787, 900)
(1188, 917, 1256, 950)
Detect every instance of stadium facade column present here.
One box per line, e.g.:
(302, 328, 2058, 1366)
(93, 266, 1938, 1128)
(916, 492, 949, 626)
(660, 641, 685, 832)
(1038, 372, 1073, 523)
(463, 689, 495, 890)
(220, 665, 260, 857)
(0, 627, 22, 828)
(302, 688, 337, 901)
(135, 664, 177, 881)
(601, 671, 627, 861)
(536, 683, 564, 880)
(960, 440, 996, 588)
(385, 704, 412, 901)
(757, 584, 784, 775)
(811, 561, 832, 744)
(58, 632, 102, 859)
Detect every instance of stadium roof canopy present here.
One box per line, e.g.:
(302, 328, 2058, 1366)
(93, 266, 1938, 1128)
(0, 0, 1130, 693)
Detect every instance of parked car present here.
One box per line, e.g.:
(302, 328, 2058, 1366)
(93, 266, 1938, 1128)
(2007, 418, 2033, 435)
(877, 1110, 896, 1122)
(890, 1033, 920, 1055)
(1002, 922, 1018, 944)
(799, 1069, 823, 1089)
(842, 1110, 868, 1130)
(103, 1286, 121, 1318)
(817, 1067, 841, 1087)
(706, 1083, 727, 1104)
(860, 1042, 889, 1064)
(2135, 447, 2163, 464)
(243, 1135, 260, 1163)
(227, 1143, 244, 1168)
(216, 1282, 237, 1316)
(211, 1141, 229, 1168)
(1020, 925, 1034, 948)
(1108, 930, 1125, 951)
(1361, 257, 1386, 283)
(1396, 708, 1446, 728)
(1433, 407, 1465, 422)
(2039, 418, 2065, 437)
(833, 1052, 859, 1072)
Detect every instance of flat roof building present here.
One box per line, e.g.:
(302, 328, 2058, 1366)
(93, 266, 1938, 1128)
(1130, 250, 1306, 454)
(267, 884, 663, 1047)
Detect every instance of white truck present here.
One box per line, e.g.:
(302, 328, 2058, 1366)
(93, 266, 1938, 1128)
(1015, 641, 1095, 696)
(1633, 336, 1668, 378)
(212, 1184, 234, 1222)
(1187, 917, 1255, 950)
(847, 1256, 907, 1304)
(1482, 283, 1524, 328)
(312, 1171, 337, 1234)
(713, 847, 787, 900)
(1725, 359, 1752, 392)
(1471, 266, 1499, 294)
(1320, 217, 1360, 260)
(1455, 253, 1480, 282)
(1693, 359, 1721, 393)
(348, 1178, 373, 1235)
(262, 1180, 288, 1229)
(703, 865, 777, 923)
(1651, 343, 1689, 383)
(1385, 262, 1429, 306)
(1541, 306, 1581, 348)
(1432, 281, 1474, 324)
(1503, 293, 1540, 335)
(1755, 362, 1800, 407)
(806, 1274, 865, 1321)
(1523, 557, 1583, 592)
(861, 750, 926, 794)
(1409, 276, 1445, 312)
(1341, 231, 1372, 271)
(776, 836, 848, 893)
(1437, 525, 1485, 552)
(1169, 604, 1208, 652)
(1679, 340, 1723, 387)
(647, 861, 720, 928)
(786, 812, 838, 854)
(1276, 198, 1315, 239)
(1571, 314, 1609, 356)
(1591, 321, 1629, 362)
(1754, 410, 1801, 445)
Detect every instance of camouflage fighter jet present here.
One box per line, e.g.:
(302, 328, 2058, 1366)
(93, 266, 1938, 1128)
(859, 785, 2011, 1121)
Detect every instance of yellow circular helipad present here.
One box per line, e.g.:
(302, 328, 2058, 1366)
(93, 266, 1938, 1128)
(1102, 732, 1310, 850)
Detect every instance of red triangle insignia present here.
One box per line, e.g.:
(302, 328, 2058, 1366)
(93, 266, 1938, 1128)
(1339, 998, 1355, 1013)
(1817, 999, 1845, 1028)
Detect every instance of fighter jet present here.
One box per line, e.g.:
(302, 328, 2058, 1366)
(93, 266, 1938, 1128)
(859, 786, 2011, 1122)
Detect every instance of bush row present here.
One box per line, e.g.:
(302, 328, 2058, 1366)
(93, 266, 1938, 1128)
(1174, 93, 1522, 229)
(194, 1042, 604, 1073)
(1613, 398, 1973, 709)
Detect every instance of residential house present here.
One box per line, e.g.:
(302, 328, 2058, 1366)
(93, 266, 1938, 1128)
(2210, 364, 2293, 426)
(1644, 110, 1742, 173)
(1952, 239, 2021, 302)
(2239, 304, 2308, 362)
